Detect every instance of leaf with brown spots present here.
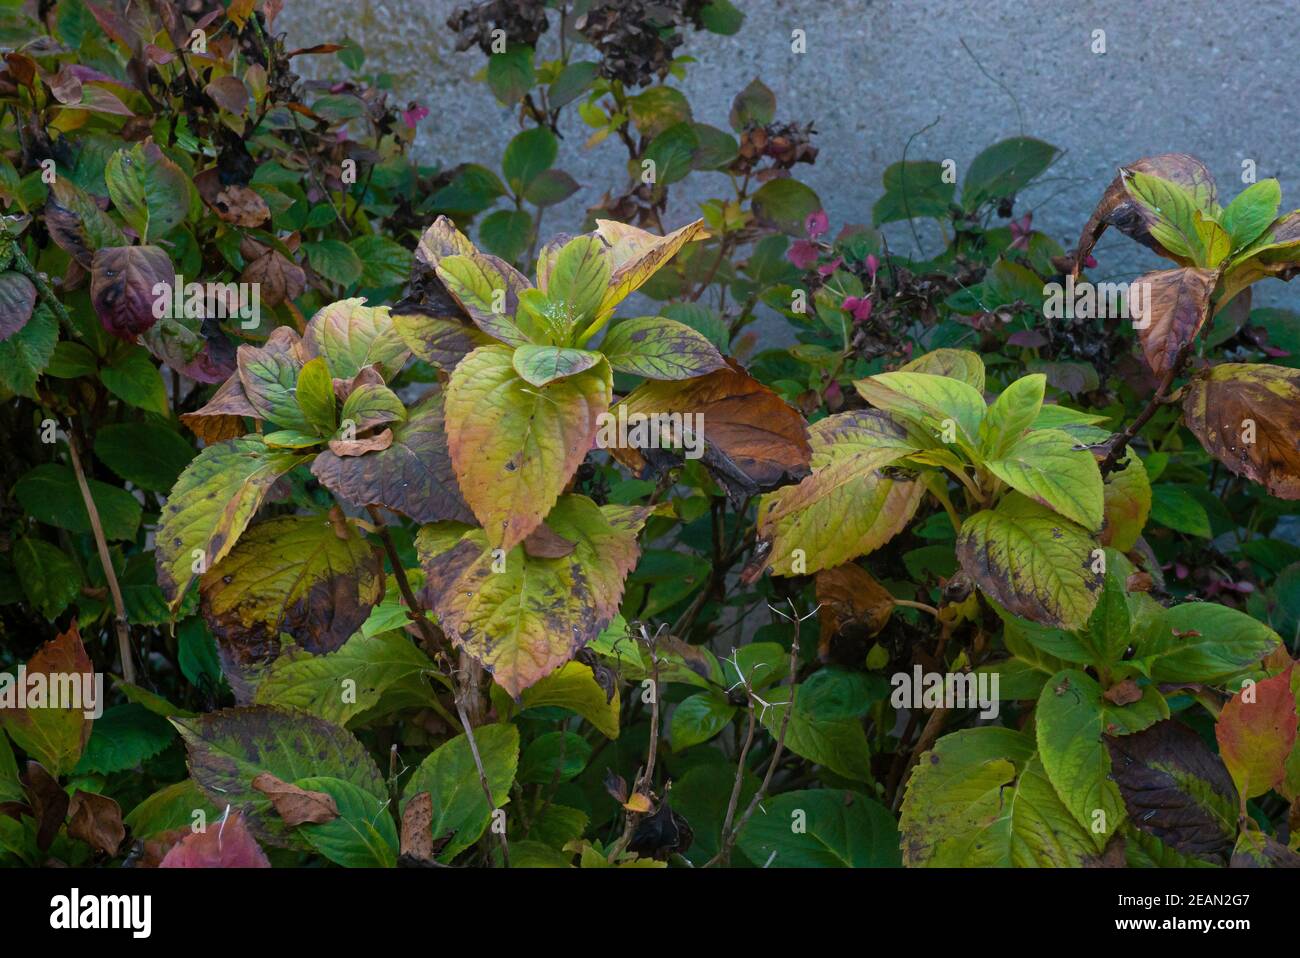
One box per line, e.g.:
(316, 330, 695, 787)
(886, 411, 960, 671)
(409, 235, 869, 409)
(180, 370, 256, 442)
(1073, 154, 1218, 276)
(90, 244, 175, 340)
(399, 791, 435, 863)
(44, 178, 128, 268)
(156, 435, 310, 609)
(956, 492, 1101, 630)
(67, 790, 125, 856)
(195, 167, 268, 227)
(199, 514, 384, 702)
(419, 495, 650, 697)
(251, 772, 340, 826)
(1131, 267, 1219, 378)
(312, 390, 473, 524)
(1183, 362, 1300, 500)
(392, 308, 493, 372)
(1106, 720, 1239, 865)
(304, 297, 410, 380)
(613, 359, 811, 502)
(0, 624, 95, 777)
(328, 428, 394, 457)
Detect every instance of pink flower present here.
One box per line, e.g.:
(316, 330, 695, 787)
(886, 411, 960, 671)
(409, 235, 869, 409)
(842, 295, 873, 323)
(824, 381, 842, 405)
(864, 254, 879, 280)
(1009, 213, 1033, 251)
(817, 256, 843, 278)
(402, 103, 430, 129)
(805, 209, 829, 239)
(787, 239, 820, 270)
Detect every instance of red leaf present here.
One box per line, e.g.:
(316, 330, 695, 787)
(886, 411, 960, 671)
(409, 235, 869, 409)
(1216, 663, 1297, 801)
(159, 811, 271, 868)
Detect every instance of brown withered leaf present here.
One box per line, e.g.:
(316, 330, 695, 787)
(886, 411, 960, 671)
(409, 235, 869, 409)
(204, 75, 248, 114)
(523, 521, 576, 558)
(67, 790, 125, 856)
(312, 390, 474, 524)
(242, 248, 306, 308)
(0, 270, 37, 340)
(1103, 678, 1144, 707)
(328, 428, 394, 457)
(1183, 362, 1300, 499)
(399, 791, 435, 862)
(195, 168, 270, 228)
(815, 563, 894, 663)
(612, 359, 811, 502)
(1074, 154, 1218, 276)
(159, 811, 271, 868)
(333, 364, 385, 403)
(199, 514, 385, 702)
(1131, 267, 1218, 379)
(1106, 720, 1238, 865)
(90, 245, 175, 340)
(180, 371, 256, 443)
(251, 772, 339, 826)
(21, 762, 68, 851)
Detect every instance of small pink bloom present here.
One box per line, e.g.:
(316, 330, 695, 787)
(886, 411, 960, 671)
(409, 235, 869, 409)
(402, 103, 430, 128)
(787, 240, 820, 270)
(1083, 254, 1098, 269)
(824, 381, 842, 405)
(864, 254, 879, 280)
(842, 296, 873, 323)
(805, 209, 829, 239)
(1263, 344, 1291, 358)
(817, 256, 843, 278)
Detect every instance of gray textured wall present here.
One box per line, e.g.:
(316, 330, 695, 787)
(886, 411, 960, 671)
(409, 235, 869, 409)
(281, 0, 1300, 301)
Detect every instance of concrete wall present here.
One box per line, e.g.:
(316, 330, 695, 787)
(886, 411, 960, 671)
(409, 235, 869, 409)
(281, 0, 1300, 301)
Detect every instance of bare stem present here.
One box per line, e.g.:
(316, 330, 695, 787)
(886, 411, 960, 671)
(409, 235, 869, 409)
(67, 427, 135, 684)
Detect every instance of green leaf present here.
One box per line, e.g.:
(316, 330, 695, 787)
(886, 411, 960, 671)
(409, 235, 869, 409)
(522, 169, 579, 208)
(759, 685, 874, 783)
(548, 61, 598, 109)
(507, 661, 622, 739)
(752, 178, 822, 235)
(478, 209, 533, 264)
(956, 493, 1101, 630)
(512, 344, 603, 387)
(728, 77, 775, 131)
(399, 723, 519, 862)
(238, 339, 310, 432)
(628, 87, 693, 140)
(961, 137, 1059, 211)
(105, 139, 190, 242)
(295, 775, 399, 868)
(486, 44, 534, 105)
(73, 704, 174, 775)
(854, 369, 986, 453)
(545, 234, 611, 325)
(94, 422, 195, 492)
(899, 727, 1103, 866)
(1221, 179, 1281, 251)
(0, 627, 93, 777)
(304, 298, 410, 381)
(339, 382, 405, 434)
(981, 373, 1044, 459)
(1035, 669, 1125, 843)
(100, 347, 168, 415)
(255, 631, 439, 727)
(757, 410, 922, 576)
(1124, 170, 1208, 262)
(304, 239, 364, 287)
(502, 126, 557, 193)
(1149, 484, 1212, 537)
(670, 692, 735, 750)
(436, 253, 534, 347)
(738, 789, 900, 867)
(14, 463, 141, 541)
(518, 731, 591, 784)
(173, 706, 387, 843)
(14, 537, 80, 621)
(600, 317, 727, 380)
(420, 497, 648, 697)
(699, 0, 744, 33)
(0, 303, 57, 397)
(155, 436, 308, 608)
(1136, 603, 1281, 683)
(350, 235, 414, 289)
(984, 429, 1104, 531)
(124, 780, 219, 841)
(873, 160, 955, 224)
(295, 356, 336, 436)
(1081, 568, 1132, 667)
(444, 345, 611, 552)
